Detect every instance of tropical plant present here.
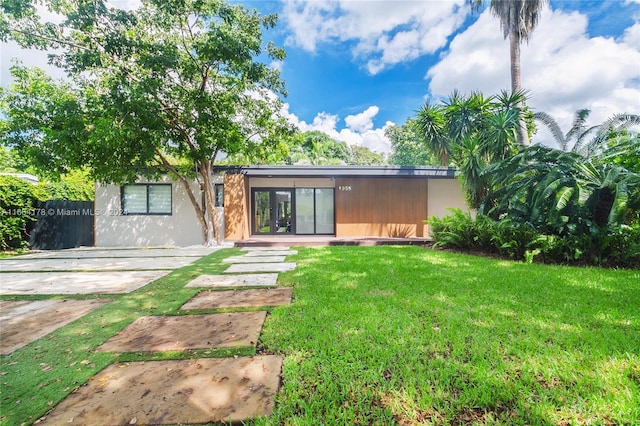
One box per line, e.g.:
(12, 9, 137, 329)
(416, 90, 526, 208)
(468, 0, 548, 145)
(534, 109, 640, 156)
(1, 0, 292, 246)
(428, 208, 640, 267)
(481, 145, 640, 236)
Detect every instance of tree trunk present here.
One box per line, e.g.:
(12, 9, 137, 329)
(510, 29, 530, 146)
(199, 161, 221, 246)
(158, 156, 215, 246)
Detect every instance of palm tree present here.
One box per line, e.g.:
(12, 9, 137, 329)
(534, 109, 640, 157)
(468, 0, 548, 146)
(416, 91, 524, 208)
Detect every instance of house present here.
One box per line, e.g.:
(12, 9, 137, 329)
(94, 166, 469, 247)
(95, 175, 224, 247)
(221, 165, 468, 241)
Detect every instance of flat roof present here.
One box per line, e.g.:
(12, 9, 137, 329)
(214, 165, 456, 178)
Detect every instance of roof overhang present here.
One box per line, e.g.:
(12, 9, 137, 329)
(213, 165, 457, 179)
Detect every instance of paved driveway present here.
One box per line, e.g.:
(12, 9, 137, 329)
(0, 246, 220, 355)
(0, 247, 219, 295)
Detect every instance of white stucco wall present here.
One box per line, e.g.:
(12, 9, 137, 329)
(427, 178, 471, 219)
(95, 176, 223, 247)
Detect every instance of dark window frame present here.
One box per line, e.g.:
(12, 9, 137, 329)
(214, 183, 224, 207)
(294, 187, 335, 236)
(121, 183, 172, 215)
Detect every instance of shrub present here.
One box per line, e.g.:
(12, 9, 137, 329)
(427, 209, 540, 260)
(427, 209, 640, 268)
(0, 175, 46, 250)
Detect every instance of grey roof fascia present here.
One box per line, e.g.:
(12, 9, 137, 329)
(212, 165, 456, 179)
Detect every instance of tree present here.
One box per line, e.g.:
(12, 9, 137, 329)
(416, 90, 525, 208)
(468, 0, 548, 145)
(349, 145, 385, 166)
(1, 0, 292, 245)
(534, 109, 640, 157)
(386, 119, 436, 166)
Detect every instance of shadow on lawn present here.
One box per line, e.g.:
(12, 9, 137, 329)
(271, 246, 639, 424)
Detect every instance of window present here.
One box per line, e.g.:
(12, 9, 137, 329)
(294, 188, 334, 234)
(215, 184, 224, 207)
(122, 184, 172, 215)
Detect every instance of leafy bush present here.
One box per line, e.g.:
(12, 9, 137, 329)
(0, 176, 46, 250)
(427, 209, 540, 260)
(428, 209, 640, 268)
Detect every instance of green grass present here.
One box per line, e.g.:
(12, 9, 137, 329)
(1, 246, 638, 425)
(255, 246, 640, 425)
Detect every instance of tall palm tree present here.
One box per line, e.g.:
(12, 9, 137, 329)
(468, 0, 548, 146)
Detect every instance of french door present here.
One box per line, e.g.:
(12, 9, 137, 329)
(252, 189, 293, 235)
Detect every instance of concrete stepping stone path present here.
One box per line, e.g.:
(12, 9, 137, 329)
(222, 255, 287, 263)
(181, 288, 294, 310)
(0, 299, 110, 355)
(240, 246, 291, 251)
(97, 312, 266, 352)
(0, 271, 168, 295)
(0, 256, 197, 271)
(224, 262, 297, 274)
(36, 247, 297, 425)
(185, 273, 279, 288)
(243, 249, 297, 256)
(38, 355, 283, 425)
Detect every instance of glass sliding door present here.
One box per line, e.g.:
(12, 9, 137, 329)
(252, 189, 293, 235)
(274, 190, 293, 233)
(295, 188, 315, 234)
(294, 188, 335, 235)
(315, 188, 335, 234)
(253, 190, 272, 234)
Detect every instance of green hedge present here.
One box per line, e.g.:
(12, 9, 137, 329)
(0, 176, 46, 250)
(427, 209, 640, 269)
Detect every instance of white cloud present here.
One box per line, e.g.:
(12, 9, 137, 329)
(344, 106, 378, 132)
(281, 103, 393, 154)
(282, 0, 467, 74)
(426, 5, 640, 146)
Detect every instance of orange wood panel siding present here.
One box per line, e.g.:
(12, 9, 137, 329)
(335, 177, 428, 238)
(224, 174, 249, 240)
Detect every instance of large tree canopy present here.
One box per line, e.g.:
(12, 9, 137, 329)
(0, 0, 293, 245)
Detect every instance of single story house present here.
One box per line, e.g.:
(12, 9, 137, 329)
(95, 166, 469, 247)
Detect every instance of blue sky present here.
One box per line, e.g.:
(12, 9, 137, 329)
(2, 0, 639, 153)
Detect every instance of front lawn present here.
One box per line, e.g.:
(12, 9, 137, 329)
(258, 246, 640, 425)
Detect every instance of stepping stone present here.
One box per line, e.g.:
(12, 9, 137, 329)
(0, 256, 197, 271)
(244, 250, 297, 257)
(97, 312, 266, 352)
(241, 246, 290, 251)
(38, 355, 283, 425)
(185, 273, 279, 288)
(222, 255, 286, 264)
(0, 271, 168, 295)
(0, 299, 110, 355)
(181, 288, 294, 310)
(225, 262, 296, 274)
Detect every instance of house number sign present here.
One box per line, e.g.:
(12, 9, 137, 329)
(338, 186, 352, 191)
